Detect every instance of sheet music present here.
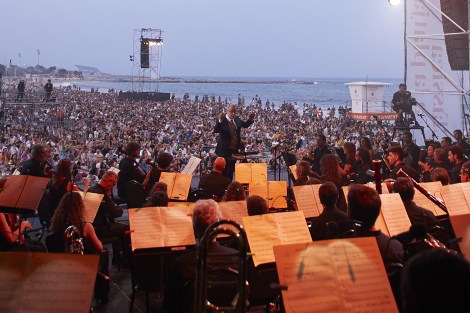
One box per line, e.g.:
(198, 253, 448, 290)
(15, 176, 50, 211)
(449, 214, 470, 254)
(170, 174, 192, 201)
(159, 172, 176, 197)
(414, 181, 447, 216)
(289, 165, 298, 180)
(375, 211, 390, 237)
(379, 194, 412, 237)
(243, 211, 311, 267)
(78, 191, 104, 223)
(251, 163, 268, 182)
(235, 163, 268, 184)
(160, 207, 196, 247)
(292, 185, 322, 218)
(0, 175, 26, 208)
(128, 207, 164, 250)
(168, 202, 194, 213)
(218, 201, 248, 226)
(180, 156, 201, 175)
(273, 238, 398, 313)
(249, 181, 268, 201)
(442, 183, 470, 216)
(0, 252, 99, 313)
(268, 181, 287, 208)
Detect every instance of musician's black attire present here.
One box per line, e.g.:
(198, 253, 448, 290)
(162, 243, 239, 313)
(391, 163, 419, 182)
(403, 141, 421, 172)
(214, 116, 254, 180)
(403, 200, 438, 231)
(117, 157, 145, 198)
(18, 158, 45, 177)
(311, 144, 331, 175)
(309, 205, 352, 241)
(198, 171, 231, 200)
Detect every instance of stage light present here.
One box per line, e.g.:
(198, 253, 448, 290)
(389, 0, 400, 5)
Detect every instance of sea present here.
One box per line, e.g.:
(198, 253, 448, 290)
(72, 76, 403, 109)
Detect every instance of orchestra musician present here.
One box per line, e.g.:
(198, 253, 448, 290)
(18, 143, 48, 177)
(117, 142, 150, 198)
(214, 104, 255, 180)
(198, 157, 231, 200)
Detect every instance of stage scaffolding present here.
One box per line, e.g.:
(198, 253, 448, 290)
(131, 28, 164, 93)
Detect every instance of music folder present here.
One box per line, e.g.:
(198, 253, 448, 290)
(0, 252, 99, 313)
(249, 180, 287, 208)
(128, 206, 196, 251)
(292, 184, 322, 218)
(235, 163, 268, 184)
(158, 172, 193, 201)
(218, 201, 248, 226)
(77, 191, 104, 223)
(0, 175, 49, 212)
(273, 237, 399, 313)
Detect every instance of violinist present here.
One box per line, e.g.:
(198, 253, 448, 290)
(18, 143, 48, 177)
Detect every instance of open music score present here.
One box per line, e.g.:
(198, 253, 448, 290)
(180, 156, 202, 175)
(289, 165, 298, 180)
(378, 193, 412, 237)
(77, 191, 104, 223)
(413, 181, 447, 216)
(442, 183, 470, 252)
(218, 201, 248, 226)
(292, 184, 322, 218)
(159, 172, 192, 201)
(243, 211, 311, 267)
(0, 175, 49, 211)
(168, 201, 194, 213)
(0, 252, 99, 313)
(273, 237, 398, 313)
(249, 180, 287, 208)
(128, 206, 196, 251)
(235, 163, 268, 184)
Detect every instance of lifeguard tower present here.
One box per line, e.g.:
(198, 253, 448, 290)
(345, 81, 391, 113)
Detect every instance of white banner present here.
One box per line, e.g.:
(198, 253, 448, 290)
(406, 0, 469, 140)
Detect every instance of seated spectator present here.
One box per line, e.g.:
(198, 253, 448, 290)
(401, 249, 470, 313)
(247, 195, 269, 216)
(309, 182, 352, 241)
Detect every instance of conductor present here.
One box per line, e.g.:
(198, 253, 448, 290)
(214, 104, 255, 180)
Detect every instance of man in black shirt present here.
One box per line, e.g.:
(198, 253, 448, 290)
(387, 146, 419, 181)
(16, 80, 25, 103)
(18, 144, 47, 177)
(392, 84, 416, 124)
(311, 134, 331, 176)
(44, 79, 53, 101)
(117, 142, 146, 198)
(198, 157, 231, 200)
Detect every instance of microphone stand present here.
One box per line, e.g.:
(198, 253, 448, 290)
(419, 114, 438, 142)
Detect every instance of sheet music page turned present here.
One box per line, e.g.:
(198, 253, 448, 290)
(0, 252, 99, 313)
(273, 237, 398, 313)
(268, 181, 287, 208)
(293, 185, 322, 218)
(243, 211, 311, 267)
(78, 191, 104, 223)
(235, 163, 253, 184)
(379, 194, 412, 237)
(218, 201, 248, 226)
(128, 207, 164, 250)
(442, 183, 470, 216)
(414, 181, 447, 216)
(180, 156, 201, 175)
(160, 207, 196, 247)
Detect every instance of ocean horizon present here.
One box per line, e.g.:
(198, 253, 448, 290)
(72, 76, 403, 109)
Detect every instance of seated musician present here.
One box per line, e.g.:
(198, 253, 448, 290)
(392, 84, 416, 124)
(309, 182, 352, 241)
(430, 167, 450, 186)
(18, 143, 48, 177)
(247, 195, 269, 216)
(221, 181, 246, 202)
(88, 171, 131, 264)
(163, 199, 239, 313)
(392, 177, 438, 231)
(459, 161, 470, 183)
(144, 190, 169, 207)
(294, 160, 321, 186)
(387, 146, 419, 181)
(347, 185, 404, 265)
(198, 157, 231, 201)
(144, 152, 174, 194)
(0, 213, 32, 251)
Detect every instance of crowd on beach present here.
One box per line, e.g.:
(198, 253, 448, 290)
(0, 79, 429, 178)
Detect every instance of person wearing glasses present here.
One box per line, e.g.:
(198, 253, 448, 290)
(214, 104, 255, 180)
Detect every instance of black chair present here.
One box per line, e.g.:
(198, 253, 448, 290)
(247, 261, 279, 310)
(125, 180, 147, 209)
(45, 231, 65, 253)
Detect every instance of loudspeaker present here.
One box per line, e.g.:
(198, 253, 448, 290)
(140, 40, 149, 69)
(440, 0, 469, 70)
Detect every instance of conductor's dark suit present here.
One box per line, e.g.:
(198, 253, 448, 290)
(214, 116, 253, 180)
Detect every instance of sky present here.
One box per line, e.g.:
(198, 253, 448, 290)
(1, 0, 405, 78)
